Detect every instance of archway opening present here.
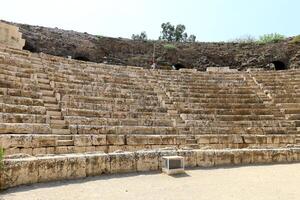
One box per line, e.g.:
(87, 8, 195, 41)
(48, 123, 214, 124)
(272, 61, 287, 71)
(172, 63, 185, 70)
(23, 41, 38, 53)
(74, 56, 90, 62)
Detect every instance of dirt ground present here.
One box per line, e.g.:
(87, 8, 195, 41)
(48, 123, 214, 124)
(1, 163, 300, 200)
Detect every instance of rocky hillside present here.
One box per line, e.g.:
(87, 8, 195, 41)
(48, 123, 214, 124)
(3, 20, 300, 70)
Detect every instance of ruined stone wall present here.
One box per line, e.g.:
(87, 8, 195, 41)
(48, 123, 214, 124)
(1, 148, 300, 190)
(0, 22, 25, 49)
(2, 20, 299, 70)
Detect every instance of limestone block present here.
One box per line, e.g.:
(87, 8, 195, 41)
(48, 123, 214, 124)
(271, 149, 288, 163)
(85, 153, 110, 176)
(135, 150, 159, 172)
(161, 135, 176, 145)
(267, 136, 280, 144)
(31, 135, 56, 147)
(92, 135, 106, 146)
(32, 148, 47, 156)
(290, 148, 300, 162)
(214, 150, 234, 166)
(177, 150, 197, 168)
(20, 148, 33, 155)
(55, 146, 70, 154)
(109, 152, 136, 173)
(148, 135, 162, 145)
(252, 149, 272, 164)
(0, 22, 25, 49)
(0, 158, 39, 190)
(243, 135, 256, 144)
(74, 146, 86, 154)
(38, 156, 66, 182)
(107, 135, 125, 145)
(74, 135, 92, 147)
(126, 135, 149, 145)
(232, 150, 244, 165)
(0, 135, 32, 148)
(241, 149, 254, 164)
(85, 146, 96, 153)
(176, 135, 187, 145)
(33, 124, 51, 134)
(65, 154, 87, 179)
(197, 136, 211, 144)
(196, 150, 215, 167)
(95, 145, 108, 153)
(0, 123, 33, 134)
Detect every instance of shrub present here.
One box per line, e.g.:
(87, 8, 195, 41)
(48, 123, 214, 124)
(230, 35, 257, 43)
(163, 44, 177, 50)
(290, 35, 300, 44)
(258, 33, 286, 44)
(132, 31, 148, 41)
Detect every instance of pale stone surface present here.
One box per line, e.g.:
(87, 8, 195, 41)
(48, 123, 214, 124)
(0, 22, 25, 49)
(4, 164, 300, 200)
(1, 148, 300, 190)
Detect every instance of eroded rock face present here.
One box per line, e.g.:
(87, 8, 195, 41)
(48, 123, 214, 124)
(2, 20, 299, 70)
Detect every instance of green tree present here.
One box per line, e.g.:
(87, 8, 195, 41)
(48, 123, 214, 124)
(132, 31, 148, 41)
(187, 34, 197, 43)
(159, 22, 196, 43)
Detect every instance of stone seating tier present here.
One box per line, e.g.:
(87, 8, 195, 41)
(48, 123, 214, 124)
(0, 45, 299, 156)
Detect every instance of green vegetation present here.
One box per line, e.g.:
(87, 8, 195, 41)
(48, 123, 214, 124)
(163, 44, 177, 50)
(131, 31, 148, 41)
(258, 33, 286, 44)
(291, 35, 300, 44)
(0, 147, 4, 170)
(159, 22, 196, 43)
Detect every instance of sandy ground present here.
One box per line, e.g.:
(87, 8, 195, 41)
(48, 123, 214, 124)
(1, 163, 300, 200)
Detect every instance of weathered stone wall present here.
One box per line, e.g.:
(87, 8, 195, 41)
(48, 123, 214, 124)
(0, 22, 25, 49)
(2, 134, 297, 156)
(1, 148, 300, 190)
(1, 20, 299, 70)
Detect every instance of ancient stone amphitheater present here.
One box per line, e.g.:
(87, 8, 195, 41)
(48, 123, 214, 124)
(0, 22, 300, 190)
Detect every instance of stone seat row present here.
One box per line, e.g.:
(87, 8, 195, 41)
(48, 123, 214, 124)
(62, 101, 167, 112)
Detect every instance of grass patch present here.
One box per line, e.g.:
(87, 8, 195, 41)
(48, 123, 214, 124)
(163, 44, 177, 50)
(290, 35, 300, 44)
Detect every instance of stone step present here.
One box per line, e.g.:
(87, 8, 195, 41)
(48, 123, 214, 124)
(38, 78, 50, 84)
(47, 111, 61, 116)
(43, 96, 57, 103)
(56, 140, 74, 146)
(50, 115, 62, 120)
(58, 135, 73, 140)
(44, 103, 60, 111)
(186, 139, 197, 144)
(186, 144, 200, 149)
(39, 83, 52, 90)
(51, 120, 67, 129)
(36, 73, 48, 79)
(40, 90, 54, 97)
(52, 129, 70, 135)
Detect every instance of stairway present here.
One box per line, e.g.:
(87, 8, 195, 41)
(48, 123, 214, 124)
(36, 72, 74, 146)
(185, 136, 199, 149)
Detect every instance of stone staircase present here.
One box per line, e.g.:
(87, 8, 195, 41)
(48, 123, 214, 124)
(36, 72, 73, 146)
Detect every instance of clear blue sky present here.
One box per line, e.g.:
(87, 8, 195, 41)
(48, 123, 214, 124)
(1, 0, 299, 41)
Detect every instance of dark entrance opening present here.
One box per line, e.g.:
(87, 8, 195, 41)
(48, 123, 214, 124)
(172, 63, 185, 70)
(23, 41, 38, 53)
(272, 61, 287, 71)
(74, 56, 90, 62)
